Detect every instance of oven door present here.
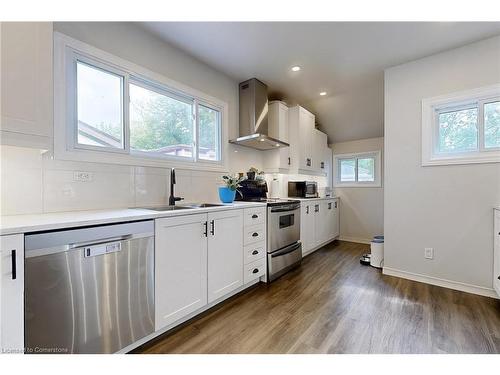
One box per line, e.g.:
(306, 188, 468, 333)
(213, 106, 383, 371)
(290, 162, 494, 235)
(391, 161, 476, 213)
(267, 203, 301, 252)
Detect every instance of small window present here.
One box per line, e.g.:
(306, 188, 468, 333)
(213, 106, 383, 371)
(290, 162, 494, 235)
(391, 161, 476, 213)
(422, 85, 500, 166)
(130, 82, 194, 159)
(339, 158, 356, 182)
(357, 157, 375, 182)
(76, 61, 124, 150)
(334, 151, 381, 187)
(437, 106, 478, 153)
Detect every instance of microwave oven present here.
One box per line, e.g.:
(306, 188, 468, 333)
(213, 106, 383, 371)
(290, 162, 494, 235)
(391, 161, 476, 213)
(288, 181, 318, 198)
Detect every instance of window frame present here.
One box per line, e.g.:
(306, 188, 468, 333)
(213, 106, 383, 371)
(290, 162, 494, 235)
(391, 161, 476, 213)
(54, 32, 227, 171)
(422, 84, 500, 166)
(333, 151, 382, 188)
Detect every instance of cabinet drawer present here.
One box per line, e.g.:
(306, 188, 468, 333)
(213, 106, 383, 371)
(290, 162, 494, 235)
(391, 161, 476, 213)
(244, 258, 266, 284)
(244, 207, 266, 226)
(244, 241, 266, 264)
(244, 224, 265, 245)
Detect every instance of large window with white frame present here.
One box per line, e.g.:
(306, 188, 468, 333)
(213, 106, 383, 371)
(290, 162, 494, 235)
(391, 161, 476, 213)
(421, 84, 500, 166)
(333, 151, 381, 187)
(55, 33, 225, 168)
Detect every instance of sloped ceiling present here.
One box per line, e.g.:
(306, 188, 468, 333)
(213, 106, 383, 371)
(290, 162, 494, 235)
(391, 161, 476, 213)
(140, 22, 500, 143)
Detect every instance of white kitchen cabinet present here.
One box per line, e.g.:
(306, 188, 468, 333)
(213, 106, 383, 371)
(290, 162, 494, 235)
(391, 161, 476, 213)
(0, 234, 24, 353)
(1, 22, 53, 149)
(289, 105, 315, 173)
(264, 101, 291, 173)
(301, 202, 316, 255)
(155, 214, 208, 330)
(312, 129, 328, 174)
(301, 198, 340, 257)
(207, 210, 244, 303)
(494, 210, 500, 297)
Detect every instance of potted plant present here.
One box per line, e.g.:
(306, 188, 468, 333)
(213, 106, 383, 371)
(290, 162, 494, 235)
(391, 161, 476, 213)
(219, 174, 245, 203)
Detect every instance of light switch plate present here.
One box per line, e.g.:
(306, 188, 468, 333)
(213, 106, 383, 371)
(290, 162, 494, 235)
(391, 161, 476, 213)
(424, 247, 434, 259)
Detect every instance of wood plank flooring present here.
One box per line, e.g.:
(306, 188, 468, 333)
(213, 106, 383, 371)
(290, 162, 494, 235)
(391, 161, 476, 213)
(136, 241, 500, 354)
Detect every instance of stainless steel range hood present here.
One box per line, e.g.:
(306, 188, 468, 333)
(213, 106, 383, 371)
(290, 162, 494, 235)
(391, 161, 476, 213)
(229, 78, 289, 150)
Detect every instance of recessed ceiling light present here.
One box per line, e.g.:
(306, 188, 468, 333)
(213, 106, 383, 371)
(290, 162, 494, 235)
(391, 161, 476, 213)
(320, 92, 327, 96)
(291, 66, 301, 72)
(260, 138, 265, 142)
(275, 143, 280, 147)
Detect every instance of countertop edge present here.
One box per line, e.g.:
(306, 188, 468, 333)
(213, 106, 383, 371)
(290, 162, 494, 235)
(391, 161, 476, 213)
(0, 202, 267, 235)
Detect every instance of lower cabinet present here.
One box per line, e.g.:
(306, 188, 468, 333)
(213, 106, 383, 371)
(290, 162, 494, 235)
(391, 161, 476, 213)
(207, 210, 244, 303)
(301, 198, 340, 257)
(155, 213, 208, 331)
(301, 202, 316, 254)
(0, 234, 24, 353)
(155, 208, 251, 331)
(494, 210, 500, 297)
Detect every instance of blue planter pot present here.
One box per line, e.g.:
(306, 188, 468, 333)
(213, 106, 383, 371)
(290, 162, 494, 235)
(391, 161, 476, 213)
(218, 187, 236, 203)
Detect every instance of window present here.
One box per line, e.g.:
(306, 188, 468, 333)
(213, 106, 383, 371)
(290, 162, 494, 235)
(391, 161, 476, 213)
(76, 61, 124, 150)
(129, 81, 194, 159)
(422, 85, 500, 166)
(55, 33, 226, 168)
(334, 151, 381, 187)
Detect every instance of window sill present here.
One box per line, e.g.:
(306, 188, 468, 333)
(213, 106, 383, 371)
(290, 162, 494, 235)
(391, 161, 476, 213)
(422, 151, 500, 167)
(333, 182, 382, 188)
(54, 146, 228, 173)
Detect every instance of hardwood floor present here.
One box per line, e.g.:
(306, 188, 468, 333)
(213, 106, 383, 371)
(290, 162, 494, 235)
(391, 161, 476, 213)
(136, 241, 500, 354)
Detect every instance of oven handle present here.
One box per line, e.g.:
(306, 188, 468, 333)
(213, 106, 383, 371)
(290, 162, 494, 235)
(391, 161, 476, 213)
(270, 242, 301, 258)
(270, 204, 300, 213)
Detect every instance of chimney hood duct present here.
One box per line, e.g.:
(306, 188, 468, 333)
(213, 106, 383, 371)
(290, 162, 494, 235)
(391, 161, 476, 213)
(229, 78, 289, 150)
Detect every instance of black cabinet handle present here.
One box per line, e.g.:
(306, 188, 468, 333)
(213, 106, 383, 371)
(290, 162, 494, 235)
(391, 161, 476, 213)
(252, 250, 259, 255)
(203, 221, 208, 237)
(252, 232, 258, 237)
(11, 249, 16, 280)
(498, 276, 500, 280)
(288, 157, 291, 165)
(252, 214, 258, 219)
(321, 162, 325, 169)
(335, 201, 337, 209)
(210, 220, 215, 236)
(328, 203, 332, 209)
(252, 268, 259, 274)
(306, 206, 309, 214)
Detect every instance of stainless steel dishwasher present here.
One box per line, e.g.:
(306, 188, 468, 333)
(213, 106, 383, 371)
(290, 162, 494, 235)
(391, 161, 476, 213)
(24, 220, 155, 354)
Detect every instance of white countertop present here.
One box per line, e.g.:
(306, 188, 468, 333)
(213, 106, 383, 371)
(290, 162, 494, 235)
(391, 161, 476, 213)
(0, 201, 266, 235)
(286, 196, 338, 202)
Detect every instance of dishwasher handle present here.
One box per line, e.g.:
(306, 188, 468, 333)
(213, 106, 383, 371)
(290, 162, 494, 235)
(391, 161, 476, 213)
(69, 234, 134, 250)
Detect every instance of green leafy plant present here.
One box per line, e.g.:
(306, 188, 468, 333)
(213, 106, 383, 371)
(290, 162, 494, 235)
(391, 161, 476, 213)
(222, 174, 245, 191)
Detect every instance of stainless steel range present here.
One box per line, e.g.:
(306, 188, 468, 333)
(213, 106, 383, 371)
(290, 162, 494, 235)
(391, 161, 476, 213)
(236, 179, 302, 281)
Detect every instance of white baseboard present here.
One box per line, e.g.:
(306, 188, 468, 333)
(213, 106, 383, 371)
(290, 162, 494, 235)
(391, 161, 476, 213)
(383, 267, 499, 299)
(339, 235, 372, 245)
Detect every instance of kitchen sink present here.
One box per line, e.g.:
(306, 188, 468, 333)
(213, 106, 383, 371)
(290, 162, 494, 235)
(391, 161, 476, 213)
(180, 203, 225, 208)
(135, 205, 195, 211)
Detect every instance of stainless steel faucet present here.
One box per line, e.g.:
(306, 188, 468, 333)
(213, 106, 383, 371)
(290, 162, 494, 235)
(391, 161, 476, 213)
(169, 168, 184, 206)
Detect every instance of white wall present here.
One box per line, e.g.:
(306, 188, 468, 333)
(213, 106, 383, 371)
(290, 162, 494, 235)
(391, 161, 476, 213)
(332, 137, 384, 243)
(384, 35, 500, 295)
(1, 22, 264, 215)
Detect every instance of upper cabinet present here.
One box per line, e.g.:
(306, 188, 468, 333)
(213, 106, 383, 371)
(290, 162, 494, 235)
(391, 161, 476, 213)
(0, 22, 53, 149)
(288, 105, 329, 176)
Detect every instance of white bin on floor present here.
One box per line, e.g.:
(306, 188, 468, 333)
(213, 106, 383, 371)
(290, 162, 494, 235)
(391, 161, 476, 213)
(370, 239, 384, 268)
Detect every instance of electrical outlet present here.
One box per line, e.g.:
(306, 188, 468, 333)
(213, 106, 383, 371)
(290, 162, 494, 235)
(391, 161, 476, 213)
(424, 247, 434, 259)
(73, 171, 93, 182)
